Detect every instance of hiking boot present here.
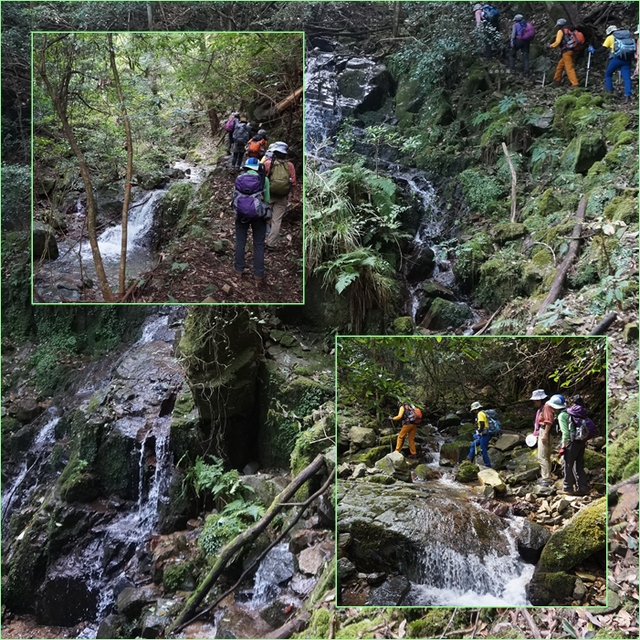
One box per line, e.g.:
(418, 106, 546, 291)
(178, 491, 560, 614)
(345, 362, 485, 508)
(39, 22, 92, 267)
(254, 274, 267, 287)
(557, 488, 574, 496)
(407, 454, 419, 460)
(622, 95, 632, 103)
(572, 489, 590, 496)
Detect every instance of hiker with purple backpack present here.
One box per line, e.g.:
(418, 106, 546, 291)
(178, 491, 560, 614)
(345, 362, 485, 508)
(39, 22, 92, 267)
(225, 112, 240, 154)
(509, 14, 535, 74)
(233, 157, 271, 284)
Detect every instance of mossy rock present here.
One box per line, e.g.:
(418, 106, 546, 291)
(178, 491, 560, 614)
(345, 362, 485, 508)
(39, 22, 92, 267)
(96, 429, 138, 499)
(169, 385, 202, 463)
(163, 562, 195, 592)
(455, 460, 479, 482)
(526, 571, 576, 605)
(58, 456, 101, 503)
(604, 112, 631, 141)
(440, 441, 466, 464)
(534, 188, 562, 217)
(603, 195, 637, 224)
(280, 376, 333, 416)
(336, 616, 386, 639)
(560, 133, 607, 174)
(414, 464, 439, 481)
(492, 222, 527, 245)
(408, 609, 463, 639)
(395, 75, 424, 127)
(475, 256, 526, 309)
(552, 95, 578, 139)
(583, 448, 606, 471)
(537, 497, 606, 572)
(608, 394, 638, 483)
(156, 182, 194, 228)
(603, 134, 638, 169)
(427, 298, 472, 330)
(366, 474, 396, 485)
(290, 416, 334, 499)
(531, 247, 555, 268)
(299, 608, 332, 639)
(353, 445, 390, 467)
(393, 316, 414, 335)
(453, 233, 493, 288)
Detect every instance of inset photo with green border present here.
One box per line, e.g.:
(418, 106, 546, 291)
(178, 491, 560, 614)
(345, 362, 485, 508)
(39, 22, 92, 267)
(336, 335, 607, 608)
(32, 31, 303, 304)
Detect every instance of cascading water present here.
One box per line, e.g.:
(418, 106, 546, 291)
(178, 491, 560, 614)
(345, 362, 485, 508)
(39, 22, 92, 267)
(251, 543, 296, 606)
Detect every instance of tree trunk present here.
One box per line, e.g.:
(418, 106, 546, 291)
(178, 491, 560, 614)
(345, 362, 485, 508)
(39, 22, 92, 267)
(108, 33, 134, 298)
(545, 2, 584, 27)
(392, 1, 401, 38)
(36, 36, 114, 302)
(501, 142, 517, 223)
(167, 453, 327, 635)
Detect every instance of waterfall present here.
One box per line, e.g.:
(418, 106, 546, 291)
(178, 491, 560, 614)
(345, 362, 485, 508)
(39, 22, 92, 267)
(251, 543, 295, 607)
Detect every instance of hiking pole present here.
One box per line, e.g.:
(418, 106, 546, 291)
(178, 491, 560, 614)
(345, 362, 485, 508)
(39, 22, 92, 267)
(541, 70, 546, 87)
(585, 49, 592, 88)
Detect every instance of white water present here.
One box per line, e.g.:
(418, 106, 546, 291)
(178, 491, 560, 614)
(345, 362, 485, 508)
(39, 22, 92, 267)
(251, 543, 295, 606)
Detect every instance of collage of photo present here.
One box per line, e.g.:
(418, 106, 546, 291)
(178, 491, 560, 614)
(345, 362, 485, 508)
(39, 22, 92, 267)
(1, 1, 638, 639)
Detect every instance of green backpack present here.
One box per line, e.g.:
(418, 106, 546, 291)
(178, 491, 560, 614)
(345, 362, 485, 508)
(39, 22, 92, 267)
(269, 159, 291, 196)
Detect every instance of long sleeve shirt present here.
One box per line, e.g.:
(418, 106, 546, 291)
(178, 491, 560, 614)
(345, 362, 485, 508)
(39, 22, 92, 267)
(263, 158, 297, 188)
(549, 29, 565, 50)
(558, 411, 571, 446)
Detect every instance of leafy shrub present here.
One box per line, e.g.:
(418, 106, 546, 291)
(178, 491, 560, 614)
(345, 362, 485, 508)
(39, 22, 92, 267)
(199, 498, 264, 555)
(2, 164, 31, 231)
(457, 169, 504, 217)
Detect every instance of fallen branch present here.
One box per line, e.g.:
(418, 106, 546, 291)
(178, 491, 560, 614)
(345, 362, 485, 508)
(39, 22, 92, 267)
(265, 612, 311, 639)
(167, 453, 327, 636)
(520, 609, 542, 639)
(589, 312, 618, 335)
(274, 87, 303, 114)
(473, 305, 503, 336)
(608, 473, 639, 498)
(531, 196, 588, 327)
(501, 142, 518, 223)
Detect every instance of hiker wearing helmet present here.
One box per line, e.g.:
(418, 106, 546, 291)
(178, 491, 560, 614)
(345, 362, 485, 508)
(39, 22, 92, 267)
(474, 3, 501, 59)
(509, 14, 535, 74)
(225, 112, 240, 154)
(262, 141, 297, 250)
(466, 401, 492, 467)
(232, 157, 271, 284)
(602, 24, 635, 102)
(546, 18, 581, 87)
(530, 389, 555, 485)
(556, 396, 590, 497)
(390, 401, 421, 459)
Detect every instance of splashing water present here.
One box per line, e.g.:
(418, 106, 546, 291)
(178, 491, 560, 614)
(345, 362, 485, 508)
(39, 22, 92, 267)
(251, 543, 295, 606)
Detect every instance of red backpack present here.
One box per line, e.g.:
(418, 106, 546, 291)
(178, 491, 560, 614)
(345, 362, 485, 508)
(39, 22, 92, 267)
(562, 28, 585, 51)
(403, 403, 423, 425)
(247, 138, 265, 158)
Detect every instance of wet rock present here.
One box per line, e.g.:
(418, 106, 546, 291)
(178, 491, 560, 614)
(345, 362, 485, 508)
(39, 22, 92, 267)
(414, 464, 440, 481)
(455, 460, 479, 483)
(406, 245, 436, 283)
(337, 557, 357, 581)
(526, 571, 576, 605)
(374, 451, 411, 481)
(298, 541, 334, 575)
(337, 59, 394, 116)
(33, 221, 59, 260)
(35, 575, 98, 626)
(493, 434, 524, 452)
(439, 441, 467, 465)
(116, 587, 154, 620)
(477, 469, 506, 492)
(516, 520, 551, 563)
(97, 613, 126, 639)
(537, 497, 606, 573)
(141, 599, 180, 638)
(259, 597, 294, 629)
(437, 413, 460, 429)
(365, 575, 410, 606)
(425, 298, 472, 331)
(421, 282, 456, 300)
(349, 426, 377, 451)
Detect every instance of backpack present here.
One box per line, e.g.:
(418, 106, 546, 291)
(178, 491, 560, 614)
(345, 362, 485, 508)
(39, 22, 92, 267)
(566, 406, 598, 441)
(562, 28, 586, 51)
(233, 122, 250, 144)
(247, 137, 265, 158)
(225, 118, 236, 133)
(403, 403, 423, 425)
(612, 29, 637, 60)
(233, 171, 267, 219)
(482, 4, 500, 25)
(517, 20, 535, 41)
(484, 409, 502, 436)
(268, 159, 291, 196)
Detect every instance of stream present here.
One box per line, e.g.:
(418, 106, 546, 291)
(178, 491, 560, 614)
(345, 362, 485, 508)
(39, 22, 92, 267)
(306, 47, 480, 329)
(34, 162, 206, 302)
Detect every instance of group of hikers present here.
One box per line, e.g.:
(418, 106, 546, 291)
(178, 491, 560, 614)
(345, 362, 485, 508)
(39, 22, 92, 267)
(223, 112, 297, 285)
(474, 3, 638, 101)
(392, 388, 597, 497)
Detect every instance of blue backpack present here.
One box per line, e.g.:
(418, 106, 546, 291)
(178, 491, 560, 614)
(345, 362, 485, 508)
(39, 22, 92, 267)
(482, 4, 500, 25)
(612, 30, 637, 60)
(484, 409, 502, 436)
(233, 171, 267, 219)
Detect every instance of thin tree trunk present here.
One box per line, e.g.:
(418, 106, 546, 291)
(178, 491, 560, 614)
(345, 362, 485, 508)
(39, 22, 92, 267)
(274, 87, 303, 114)
(501, 142, 517, 223)
(108, 33, 134, 298)
(167, 454, 327, 635)
(36, 36, 114, 301)
(392, 1, 401, 38)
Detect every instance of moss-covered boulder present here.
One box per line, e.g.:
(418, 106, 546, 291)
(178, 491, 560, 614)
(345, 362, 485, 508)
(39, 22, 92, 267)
(58, 456, 101, 503)
(537, 497, 606, 572)
(492, 222, 527, 245)
(395, 74, 425, 126)
(583, 448, 606, 471)
(455, 460, 479, 482)
(526, 571, 576, 605)
(439, 441, 468, 465)
(33, 221, 59, 261)
(561, 133, 607, 174)
(603, 194, 637, 224)
(414, 464, 440, 481)
(476, 256, 526, 309)
(393, 316, 414, 335)
(427, 298, 472, 330)
(353, 445, 390, 467)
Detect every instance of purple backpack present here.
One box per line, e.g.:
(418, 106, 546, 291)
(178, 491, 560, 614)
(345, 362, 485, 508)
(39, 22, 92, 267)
(566, 405, 598, 441)
(225, 118, 236, 132)
(233, 172, 267, 219)
(516, 20, 535, 41)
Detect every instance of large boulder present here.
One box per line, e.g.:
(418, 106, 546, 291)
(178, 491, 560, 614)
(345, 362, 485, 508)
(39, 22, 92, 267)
(425, 299, 473, 331)
(337, 58, 394, 116)
(516, 520, 551, 564)
(33, 221, 59, 260)
(349, 426, 377, 451)
(537, 497, 606, 573)
(493, 434, 524, 452)
(375, 451, 411, 482)
(477, 469, 506, 492)
(526, 571, 576, 606)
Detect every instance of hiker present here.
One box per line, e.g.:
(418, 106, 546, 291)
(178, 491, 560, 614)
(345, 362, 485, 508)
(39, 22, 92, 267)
(232, 157, 270, 283)
(246, 129, 268, 160)
(466, 401, 492, 468)
(231, 117, 251, 170)
(474, 3, 501, 59)
(530, 389, 555, 486)
(262, 141, 297, 250)
(633, 26, 639, 78)
(546, 18, 582, 87)
(225, 112, 240, 154)
(509, 14, 535, 74)
(602, 25, 636, 102)
(557, 396, 590, 497)
(390, 401, 422, 459)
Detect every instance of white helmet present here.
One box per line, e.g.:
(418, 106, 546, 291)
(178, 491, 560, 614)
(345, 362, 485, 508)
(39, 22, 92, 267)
(556, 18, 567, 27)
(547, 394, 566, 409)
(529, 389, 547, 401)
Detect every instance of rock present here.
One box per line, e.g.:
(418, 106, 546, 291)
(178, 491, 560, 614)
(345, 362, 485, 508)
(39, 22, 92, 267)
(508, 468, 539, 484)
(555, 498, 571, 513)
(438, 413, 460, 429)
(374, 451, 411, 482)
(33, 221, 59, 260)
(336, 59, 394, 117)
(351, 463, 367, 479)
(406, 245, 436, 283)
(425, 298, 472, 331)
(572, 578, 587, 601)
(10, 397, 44, 424)
(337, 557, 356, 581)
(537, 497, 606, 573)
(623, 322, 639, 343)
(526, 571, 576, 606)
(455, 460, 479, 483)
(337, 463, 351, 478)
(393, 316, 414, 335)
(97, 613, 125, 639)
(364, 575, 410, 606)
(421, 282, 456, 300)
(531, 485, 555, 497)
(222, 284, 232, 294)
(516, 520, 551, 564)
(349, 426, 377, 451)
(141, 599, 180, 638)
(35, 575, 99, 626)
(116, 587, 154, 620)
(493, 434, 524, 452)
(414, 464, 440, 481)
(477, 469, 506, 492)
(260, 597, 295, 629)
(439, 441, 468, 466)
(492, 222, 527, 244)
(239, 474, 288, 508)
(337, 533, 352, 558)
(298, 541, 333, 575)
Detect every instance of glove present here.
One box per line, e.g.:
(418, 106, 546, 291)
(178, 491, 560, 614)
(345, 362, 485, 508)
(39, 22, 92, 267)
(558, 446, 566, 457)
(588, 45, 596, 53)
(545, 43, 551, 49)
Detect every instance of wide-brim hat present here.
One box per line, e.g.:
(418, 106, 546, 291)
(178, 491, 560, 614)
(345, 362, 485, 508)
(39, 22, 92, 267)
(606, 25, 619, 35)
(530, 389, 547, 401)
(470, 401, 482, 411)
(272, 141, 288, 154)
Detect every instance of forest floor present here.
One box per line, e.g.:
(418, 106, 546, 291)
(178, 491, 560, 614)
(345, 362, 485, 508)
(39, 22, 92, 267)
(132, 153, 304, 305)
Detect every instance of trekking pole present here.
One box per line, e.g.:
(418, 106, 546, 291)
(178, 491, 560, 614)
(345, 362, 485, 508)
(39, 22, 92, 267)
(541, 70, 546, 87)
(585, 49, 592, 88)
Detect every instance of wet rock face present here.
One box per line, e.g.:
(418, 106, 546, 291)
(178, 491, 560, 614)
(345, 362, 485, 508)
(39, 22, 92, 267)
(35, 576, 98, 626)
(516, 520, 552, 564)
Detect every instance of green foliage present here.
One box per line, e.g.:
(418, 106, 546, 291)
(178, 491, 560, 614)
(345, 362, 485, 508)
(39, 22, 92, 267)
(184, 455, 246, 506)
(199, 498, 264, 556)
(457, 169, 504, 217)
(1, 164, 30, 230)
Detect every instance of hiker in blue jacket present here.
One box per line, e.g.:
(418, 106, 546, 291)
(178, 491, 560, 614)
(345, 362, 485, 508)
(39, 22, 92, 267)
(233, 157, 271, 284)
(466, 401, 492, 467)
(225, 112, 240, 154)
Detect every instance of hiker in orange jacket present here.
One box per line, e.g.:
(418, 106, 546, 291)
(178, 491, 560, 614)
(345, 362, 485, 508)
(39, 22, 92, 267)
(390, 401, 420, 458)
(546, 18, 580, 87)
